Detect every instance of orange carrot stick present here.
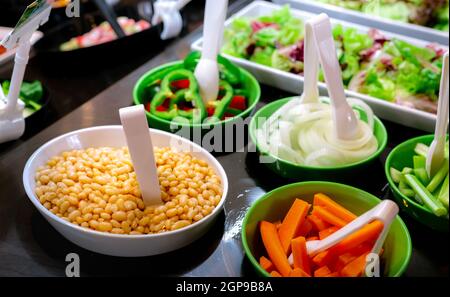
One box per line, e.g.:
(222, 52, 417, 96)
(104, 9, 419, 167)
(314, 266, 332, 277)
(307, 214, 329, 231)
(291, 237, 311, 275)
(334, 253, 357, 272)
(340, 252, 371, 277)
(289, 268, 311, 277)
(259, 256, 275, 273)
(273, 220, 282, 230)
(348, 243, 373, 257)
(306, 236, 319, 242)
(312, 206, 348, 228)
(278, 199, 310, 254)
(333, 220, 384, 255)
(324, 272, 340, 277)
(312, 250, 334, 267)
(260, 221, 292, 277)
(296, 219, 313, 237)
(270, 271, 282, 277)
(319, 226, 340, 240)
(313, 193, 357, 223)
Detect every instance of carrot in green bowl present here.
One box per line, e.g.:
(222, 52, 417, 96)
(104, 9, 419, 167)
(241, 182, 412, 277)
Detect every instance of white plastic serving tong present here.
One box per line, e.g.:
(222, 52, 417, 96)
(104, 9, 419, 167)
(305, 200, 399, 257)
(0, 0, 51, 144)
(310, 14, 359, 141)
(152, 0, 191, 40)
(426, 52, 449, 178)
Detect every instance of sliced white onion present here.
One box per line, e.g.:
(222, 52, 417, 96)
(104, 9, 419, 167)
(256, 98, 378, 168)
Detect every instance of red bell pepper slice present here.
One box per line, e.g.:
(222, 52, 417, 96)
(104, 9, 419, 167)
(170, 79, 190, 90)
(229, 95, 247, 111)
(207, 107, 215, 117)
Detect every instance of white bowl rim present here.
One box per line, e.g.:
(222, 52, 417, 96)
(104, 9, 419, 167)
(23, 125, 229, 239)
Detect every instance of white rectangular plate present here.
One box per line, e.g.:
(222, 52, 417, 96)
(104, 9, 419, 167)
(191, 1, 448, 132)
(273, 0, 449, 46)
(0, 27, 43, 66)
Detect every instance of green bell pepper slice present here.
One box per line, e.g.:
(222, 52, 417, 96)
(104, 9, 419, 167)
(150, 69, 206, 124)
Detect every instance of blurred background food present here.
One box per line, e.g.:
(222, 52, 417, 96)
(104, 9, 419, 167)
(316, 0, 449, 31)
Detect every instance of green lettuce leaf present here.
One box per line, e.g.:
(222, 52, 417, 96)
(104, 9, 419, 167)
(257, 5, 292, 25)
(271, 51, 303, 73)
(250, 47, 275, 67)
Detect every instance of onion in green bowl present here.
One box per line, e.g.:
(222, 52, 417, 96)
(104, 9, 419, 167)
(249, 97, 388, 181)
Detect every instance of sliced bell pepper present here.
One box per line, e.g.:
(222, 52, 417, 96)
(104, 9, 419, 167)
(150, 69, 206, 124)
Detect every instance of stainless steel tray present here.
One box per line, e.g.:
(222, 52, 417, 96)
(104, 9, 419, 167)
(191, 1, 448, 132)
(273, 0, 449, 46)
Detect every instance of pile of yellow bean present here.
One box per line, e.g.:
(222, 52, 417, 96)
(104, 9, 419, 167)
(34, 147, 223, 235)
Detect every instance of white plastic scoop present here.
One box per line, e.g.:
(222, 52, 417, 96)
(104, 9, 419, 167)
(260, 16, 321, 132)
(289, 200, 399, 269)
(194, 0, 229, 105)
(119, 105, 162, 206)
(310, 14, 359, 141)
(300, 17, 320, 104)
(0, 0, 51, 144)
(306, 200, 399, 256)
(426, 52, 449, 178)
(151, 0, 191, 40)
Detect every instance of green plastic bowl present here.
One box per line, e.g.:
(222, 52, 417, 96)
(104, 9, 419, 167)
(133, 61, 261, 138)
(242, 181, 412, 277)
(385, 135, 449, 232)
(249, 98, 388, 181)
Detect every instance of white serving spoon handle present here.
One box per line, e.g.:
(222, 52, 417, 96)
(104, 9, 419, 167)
(201, 0, 228, 60)
(119, 105, 162, 206)
(310, 14, 358, 140)
(427, 52, 449, 177)
(306, 200, 398, 256)
(301, 19, 320, 103)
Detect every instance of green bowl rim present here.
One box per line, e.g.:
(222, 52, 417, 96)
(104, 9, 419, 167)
(133, 61, 261, 129)
(249, 97, 388, 171)
(241, 181, 412, 277)
(385, 134, 449, 220)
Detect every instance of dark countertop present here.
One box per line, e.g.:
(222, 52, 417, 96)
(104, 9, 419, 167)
(0, 0, 448, 277)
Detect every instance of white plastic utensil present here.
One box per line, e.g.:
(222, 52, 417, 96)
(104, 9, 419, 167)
(119, 105, 162, 206)
(426, 52, 449, 178)
(306, 200, 399, 256)
(260, 16, 320, 132)
(0, 0, 51, 144)
(300, 18, 320, 104)
(309, 14, 359, 141)
(289, 200, 399, 267)
(194, 0, 229, 105)
(152, 0, 191, 40)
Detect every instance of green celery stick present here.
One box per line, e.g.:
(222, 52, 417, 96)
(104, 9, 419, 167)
(404, 174, 448, 217)
(390, 167, 402, 183)
(427, 161, 449, 193)
(414, 143, 429, 157)
(414, 168, 430, 185)
(413, 194, 424, 205)
(438, 174, 449, 210)
(399, 180, 410, 191)
(400, 188, 415, 198)
(402, 167, 413, 175)
(413, 155, 426, 170)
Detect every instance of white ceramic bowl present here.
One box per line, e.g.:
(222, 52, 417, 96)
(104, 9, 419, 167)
(23, 126, 228, 257)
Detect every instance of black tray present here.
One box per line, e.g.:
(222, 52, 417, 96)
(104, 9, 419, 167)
(34, 17, 165, 69)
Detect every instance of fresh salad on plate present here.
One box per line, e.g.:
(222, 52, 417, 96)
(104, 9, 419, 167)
(316, 0, 449, 31)
(222, 5, 446, 114)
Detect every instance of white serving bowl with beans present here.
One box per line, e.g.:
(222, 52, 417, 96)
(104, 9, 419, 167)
(23, 126, 228, 257)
